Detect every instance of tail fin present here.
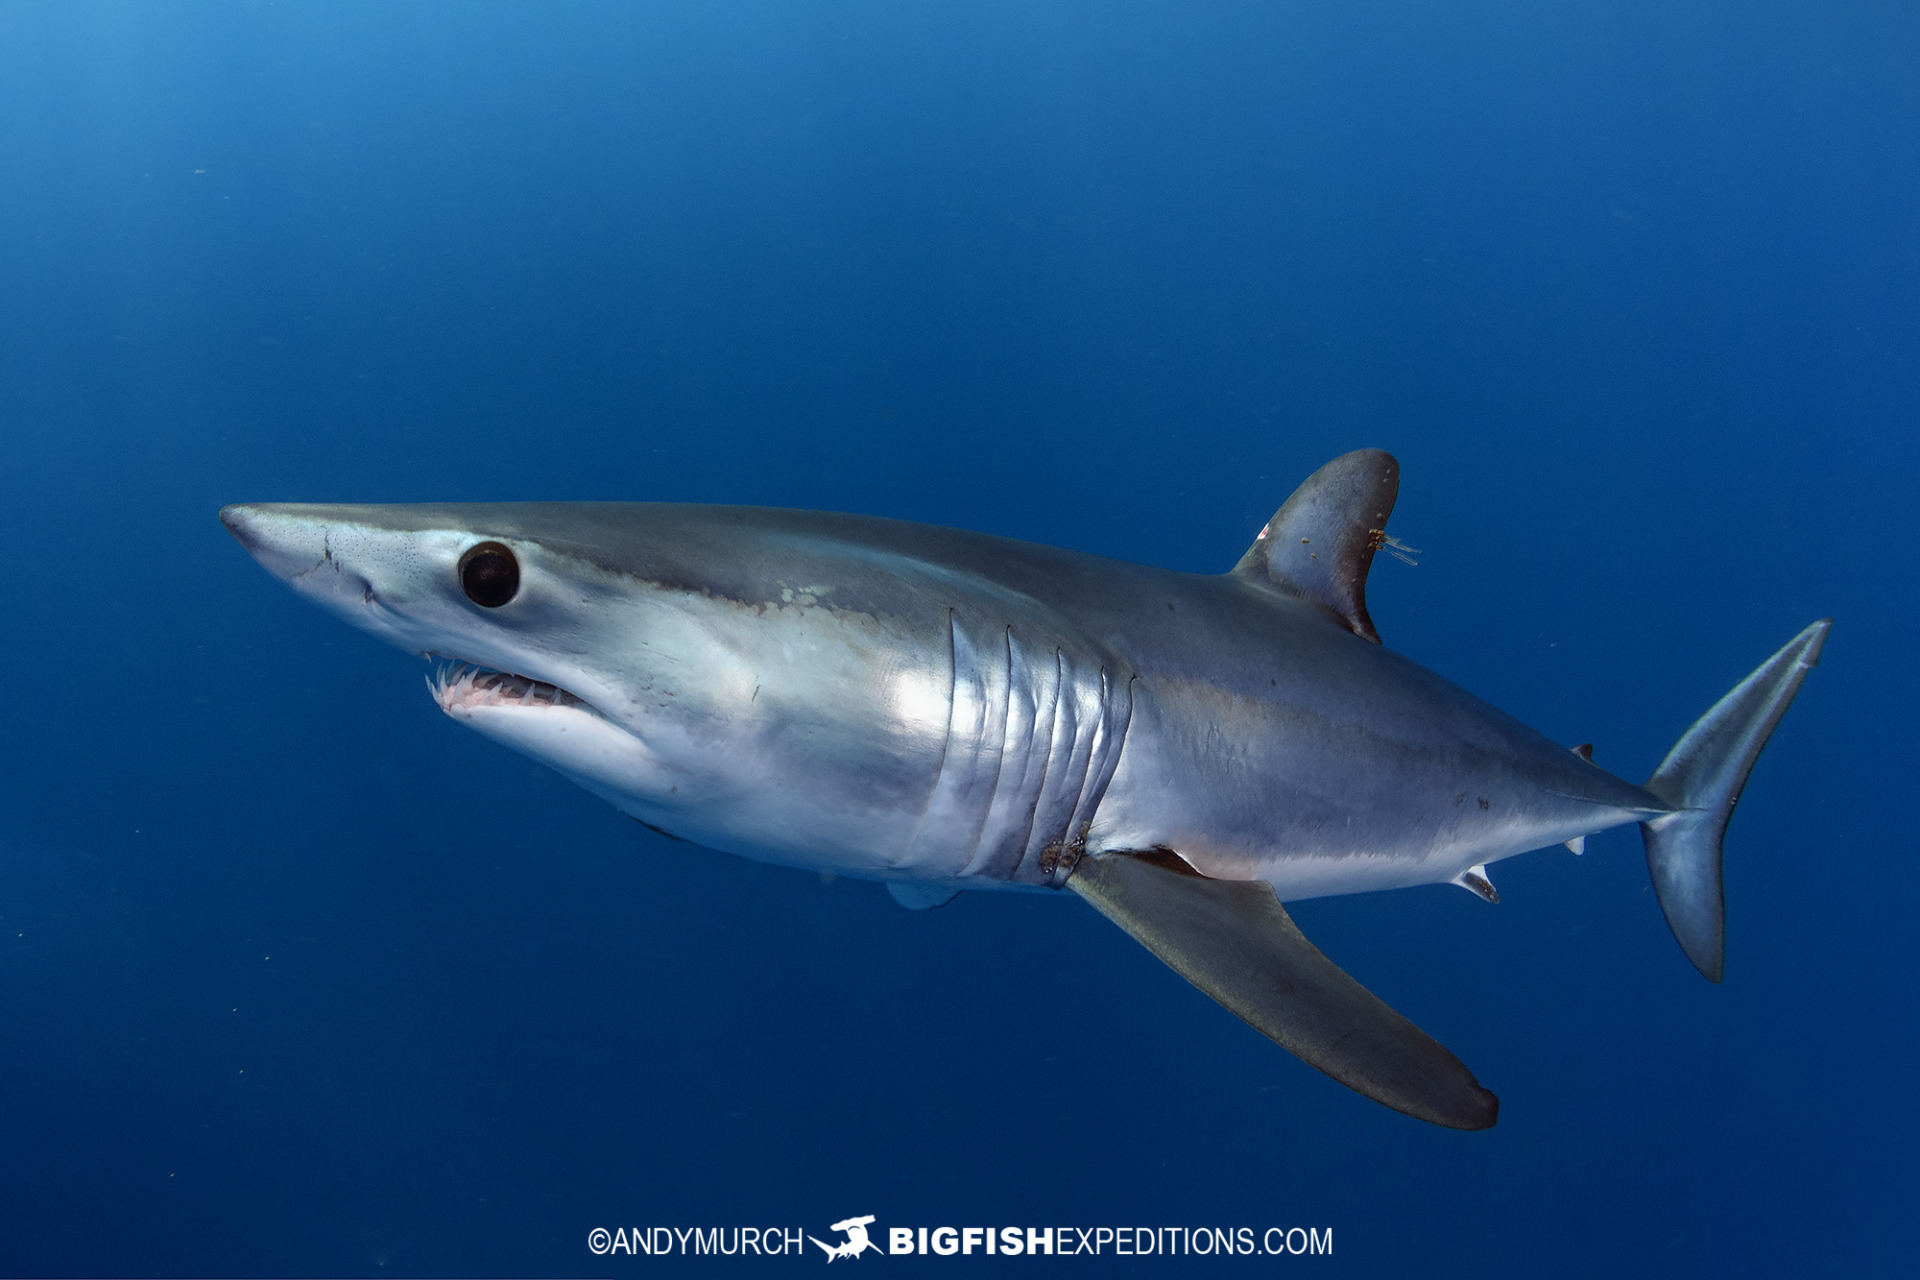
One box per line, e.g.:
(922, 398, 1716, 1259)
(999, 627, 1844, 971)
(1642, 620, 1831, 981)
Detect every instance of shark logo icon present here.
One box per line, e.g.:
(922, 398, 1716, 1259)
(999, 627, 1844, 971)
(810, 1215, 881, 1262)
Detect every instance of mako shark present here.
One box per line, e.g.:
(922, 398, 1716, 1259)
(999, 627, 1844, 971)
(221, 450, 1826, 1130)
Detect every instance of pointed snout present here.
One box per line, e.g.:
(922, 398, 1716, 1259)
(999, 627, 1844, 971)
(219, 503, 265, 553)
(218, 503, 334, 584)
(218, 503, 394, 612)
(218, 501, 464, 654)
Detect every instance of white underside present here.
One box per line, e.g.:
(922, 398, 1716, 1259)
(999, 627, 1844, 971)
(430, 663, 961, 884)
(431, 665, 680, 817)
(430, 665, 1622, 904)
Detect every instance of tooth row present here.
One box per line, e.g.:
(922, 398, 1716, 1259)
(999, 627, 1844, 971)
(427, 660, 579, 709)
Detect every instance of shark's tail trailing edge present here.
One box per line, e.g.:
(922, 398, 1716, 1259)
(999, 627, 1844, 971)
(1642, 619, 1831, 983)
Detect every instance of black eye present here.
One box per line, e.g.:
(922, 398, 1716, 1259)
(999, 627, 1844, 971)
(458, 541, 519, 607)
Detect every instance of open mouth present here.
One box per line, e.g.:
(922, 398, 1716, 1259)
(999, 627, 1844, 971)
(428, 662, 594, 716)
(423, 661, 659, 805)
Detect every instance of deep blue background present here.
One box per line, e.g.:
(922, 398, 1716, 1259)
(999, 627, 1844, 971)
(0, 2, 1911, 1275)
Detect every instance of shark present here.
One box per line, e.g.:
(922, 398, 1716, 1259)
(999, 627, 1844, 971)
(220, 449, 1827, 1130)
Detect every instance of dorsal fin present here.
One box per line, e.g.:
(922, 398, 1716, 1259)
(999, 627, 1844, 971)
(1231, 449, 1400, 644)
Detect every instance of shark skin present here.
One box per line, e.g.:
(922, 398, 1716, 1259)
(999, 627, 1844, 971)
(220, 450, 1828, 1129)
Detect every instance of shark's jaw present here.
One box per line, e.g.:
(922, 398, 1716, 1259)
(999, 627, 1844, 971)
(426, 660, 673, 818)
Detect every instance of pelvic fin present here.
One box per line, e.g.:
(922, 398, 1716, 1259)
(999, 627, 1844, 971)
(1452, 865, 1499, 903)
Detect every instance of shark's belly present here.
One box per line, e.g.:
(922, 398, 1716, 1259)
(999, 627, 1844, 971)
(481, 592, 1136, 889)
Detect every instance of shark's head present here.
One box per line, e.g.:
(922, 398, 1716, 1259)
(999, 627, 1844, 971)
(219, 501, 737, 822)
(219, 500, 955, 866)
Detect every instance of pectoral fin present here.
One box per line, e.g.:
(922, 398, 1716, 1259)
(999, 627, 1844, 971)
(1068, 851, 1498, 1130)
(887, 881, 962, 910)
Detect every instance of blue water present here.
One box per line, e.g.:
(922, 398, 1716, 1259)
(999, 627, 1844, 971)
(0, 2, 1910, 1275)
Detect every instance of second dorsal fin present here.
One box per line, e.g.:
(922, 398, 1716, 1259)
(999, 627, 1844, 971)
(1232, 449, 1400, 644)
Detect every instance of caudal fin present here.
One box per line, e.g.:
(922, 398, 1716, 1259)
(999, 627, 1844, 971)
(1642, 620, 1831, 982)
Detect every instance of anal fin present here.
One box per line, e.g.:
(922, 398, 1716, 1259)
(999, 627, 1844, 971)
(1069, 852, 1498, 1130)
